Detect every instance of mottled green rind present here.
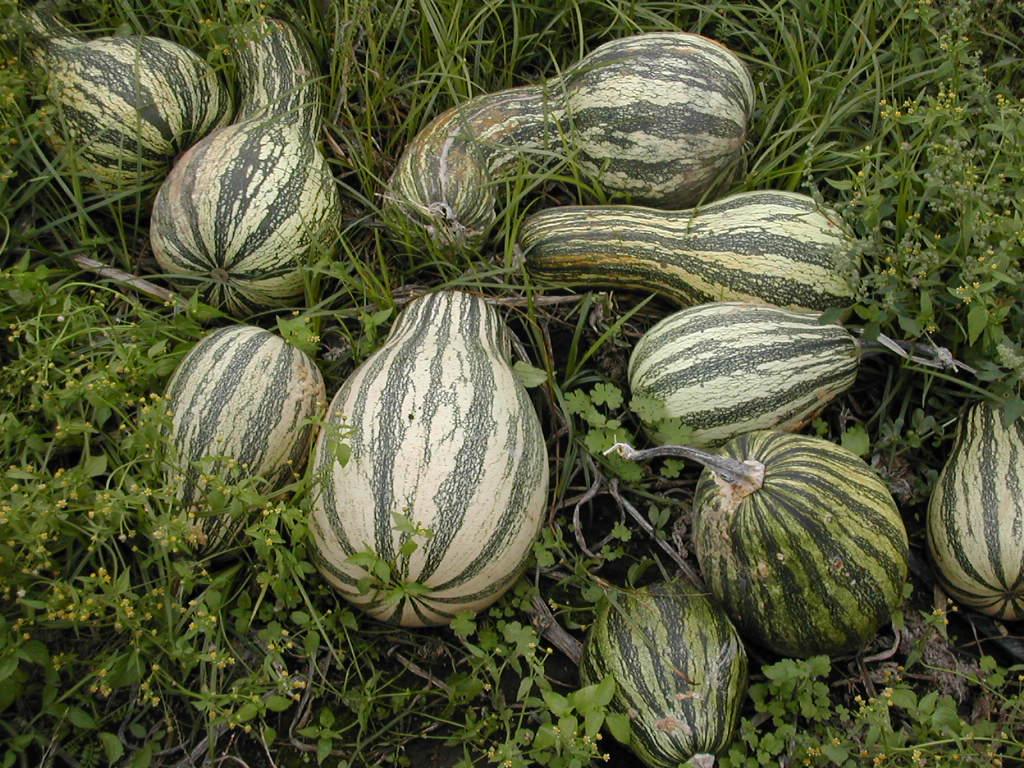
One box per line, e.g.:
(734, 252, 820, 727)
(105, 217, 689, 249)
(522, 191, 857, 312)
(24, 6, 230, 189)
(150, 115, 340, 316)
(164, 325, 326, 550)
(927, 402, 1024, 620)
(309, 291, 549, 627)
(579, 581, 748, 768)
(629, 302, 860, 447)
(693, 431, 909, 658)
(385, 32, 753, 252)
(235, 17, 321, 136)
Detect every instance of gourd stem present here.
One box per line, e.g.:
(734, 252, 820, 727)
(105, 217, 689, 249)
(530, 595, 582, 665)
(858, 332, 974, 374)
(606, 442, 764, 498)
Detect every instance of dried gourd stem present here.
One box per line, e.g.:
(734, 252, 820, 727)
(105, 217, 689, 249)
(605, 442, 765, 500)
(531, 594, 583, 665)
(859, 331, 975, 375)
(607, 479, 705, 589)
(70, 254, 180, 305)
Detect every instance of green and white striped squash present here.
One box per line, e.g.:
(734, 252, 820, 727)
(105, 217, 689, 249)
(927, 402, 1024, 620)
(579, 581, 748, 768)
(23, 5, 230, 190)
(629, 302, 860, 447)
(164, 325, 326, 550)
(150, 18, 340, 316)
(385, 32, 753, 251)
(521, 191, 857, 312)
(309, 291, 549, 627)
(687, 431, 909, 657)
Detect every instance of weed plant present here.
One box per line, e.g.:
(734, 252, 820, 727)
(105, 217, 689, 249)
(1, 0, 1023, 766)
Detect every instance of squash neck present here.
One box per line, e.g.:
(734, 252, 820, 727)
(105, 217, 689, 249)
(21, 4, 84, 66)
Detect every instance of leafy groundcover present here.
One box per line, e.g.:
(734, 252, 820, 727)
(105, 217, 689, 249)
(1, 0, 1022, 766)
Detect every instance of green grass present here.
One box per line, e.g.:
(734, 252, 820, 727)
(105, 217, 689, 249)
(1, 0, 1024, 766)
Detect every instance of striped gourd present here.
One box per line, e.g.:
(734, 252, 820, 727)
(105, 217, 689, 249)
(309, 291, 549, 627)
(150, 18, 340, 316)
(927, 402, 1024, 620)
(688, 432, 909, 657)
(521, 191, 857, 312)
(629, 302, 860, 447)
(385, 32, 753, 251)
(164, 325, 326, 550)
(23, 5, 230, 190)
(579, 581, 747, 768)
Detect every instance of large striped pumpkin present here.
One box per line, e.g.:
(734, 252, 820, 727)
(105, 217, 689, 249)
(629, 302, 860, 447)
(23, 5, 230, 190)
(691, 432, 909, 657)
(164, 325, 326, 550)
(385, 32, 753, 251)
(927, 402, 1024, 620)
(521, 191, 857, 312)
(309, 291, 549, 626)
(579, 581, 747, 768)
(150, 18, 339, 315)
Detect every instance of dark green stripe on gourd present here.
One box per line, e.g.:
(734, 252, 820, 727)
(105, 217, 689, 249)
(385, 32, 753, 252)
(309, 291, 549, 627)
(521, 191, 857, 312)
(579, 581, 747, 768)
(688, 432, 909, 657)
(164, 325, 326, 551)
(150, 16, 340, 316)
(927, 402, 1024, 620)
(629, 302, 860, 447)
(23, 4, 230, 189)
(235, 17, 321, 135)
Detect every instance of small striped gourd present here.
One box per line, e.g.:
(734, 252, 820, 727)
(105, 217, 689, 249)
(579, 581, 747, 768)
(309, 291, 549, 627)
(927, 402, 1024, 620)
(385, 33, 753, 251)
(164, 325, 326, 550)
(689, 432, 909, 657)
(150, 18, 340, 316)
(521, 191, 856, 312)
(23, 5, 230, 190)
(629, 302, 860, 447)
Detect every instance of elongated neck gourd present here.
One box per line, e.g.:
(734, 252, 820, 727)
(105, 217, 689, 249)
(521, 190, 858, 312)
(22, 3, 230, 190)
(628, 302, 861, 447)
(385, 32, 754, 252)
(150, 17, 341, 316)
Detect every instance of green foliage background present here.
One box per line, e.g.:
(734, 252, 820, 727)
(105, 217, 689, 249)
(0, 0, 1022, 765)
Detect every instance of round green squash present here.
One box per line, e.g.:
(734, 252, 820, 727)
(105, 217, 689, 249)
(691, 431, 909, 657)
(927, 402, 1024, 620)
(579, 581, 748, 768)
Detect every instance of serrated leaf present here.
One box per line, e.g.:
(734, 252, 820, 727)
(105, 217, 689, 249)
(840, 425, 871, 457)
(512, 361, 548, 388)
(590, 382, 623, 409)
